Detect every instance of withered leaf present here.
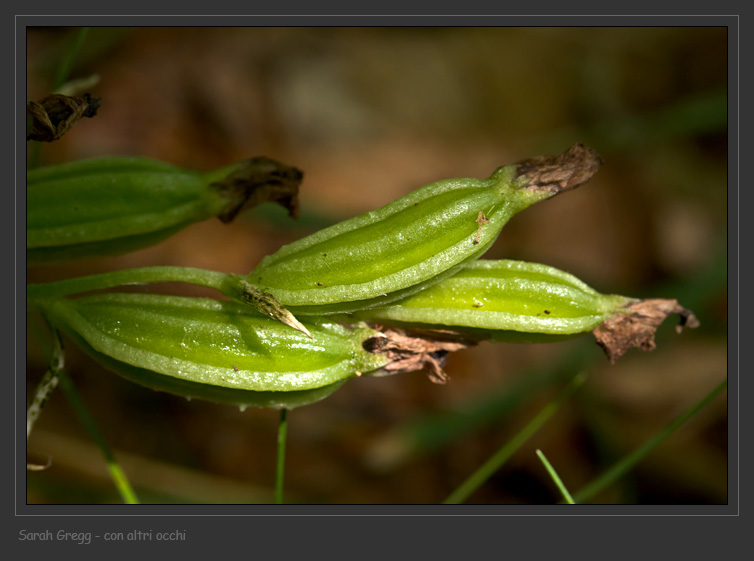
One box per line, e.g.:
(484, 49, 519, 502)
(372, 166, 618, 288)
(26, 93, 101, 142)
(515, 143, 603, 197)
(211, 157, 303, 223)
(592, 298, 700, 363)
(363, 327, 478, 384)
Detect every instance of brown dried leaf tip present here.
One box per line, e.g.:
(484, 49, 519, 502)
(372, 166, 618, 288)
(363, 328, 478, 384)
(515, 143, 603, 197)
(26, 93, 101, 142)
(592, 298, 700, 364)
(212, 157, 303, 223)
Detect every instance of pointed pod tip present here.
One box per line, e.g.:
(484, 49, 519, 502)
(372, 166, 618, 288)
(284, 314, 313, 339)
(239, 280, 311, 338)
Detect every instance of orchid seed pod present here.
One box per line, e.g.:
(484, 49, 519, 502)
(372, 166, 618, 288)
(38, 293, 387, 408)
(38, 292, 472, 409)
(242, 144, 601, 317)
(353, 259, 699, 362)
(27, 156, 302, 264)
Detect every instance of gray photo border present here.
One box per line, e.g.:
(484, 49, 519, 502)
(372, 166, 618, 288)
(11, 9, 743, 555)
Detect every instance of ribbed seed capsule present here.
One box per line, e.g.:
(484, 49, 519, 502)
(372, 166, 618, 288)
(27, 156, 302, 264)
(353, 259, 699, 360)
(245, 144, 602, 316)
(353, 259, 632, 339)
(41, 293, 390, 409)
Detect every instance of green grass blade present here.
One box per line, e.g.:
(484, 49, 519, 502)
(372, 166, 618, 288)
(572, 377, 727, 504)
(442, 372, 587, 504)
(536, 449, 575, 504)
(56, 362, 140, 505)
(275, 408, 288, 505)
(366, 344, 594, 471)
(53, 27, 90, 93)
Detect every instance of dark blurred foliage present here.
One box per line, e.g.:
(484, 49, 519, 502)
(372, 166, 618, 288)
(26, 26, 728, 505)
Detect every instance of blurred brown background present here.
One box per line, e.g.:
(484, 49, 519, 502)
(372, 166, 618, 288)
(26, 26, 728, 505)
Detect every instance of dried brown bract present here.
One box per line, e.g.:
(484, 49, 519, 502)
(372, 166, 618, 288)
(211, 157, 303, 223)
(363, 327, 478, 384)
(515, 143, 603, 196)
(26, 93, 101, 142)
(593, 298, 700, 363)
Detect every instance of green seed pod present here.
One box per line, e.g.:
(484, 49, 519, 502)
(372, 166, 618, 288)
(244, 144, 602, 316)
(27, 156, 302, 264)
(353, 259, 699, 360)
(353, 259, 630, 338)
(40, 293, 390, 409)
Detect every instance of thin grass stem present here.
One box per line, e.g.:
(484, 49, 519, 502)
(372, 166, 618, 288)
(442, 371, 587, 505)
(275, 408, 288, 505)
(53, 27, 90, 92)
(572, 377, 727, 504)
(536, 449, 575, 504)
(53, 334, 140, 505)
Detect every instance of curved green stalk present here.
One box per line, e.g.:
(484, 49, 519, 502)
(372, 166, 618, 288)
(27, 266, 312, 337)
(27, 266, 233, 306)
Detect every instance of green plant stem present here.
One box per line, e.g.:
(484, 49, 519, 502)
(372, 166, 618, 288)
(572, 377, 727, 504)
(27, 266, 235, 306)
(536, 449, 575, 504)
(276, 408, 288, 505)
(443, 372, 586, 505)
(56, 363, 140, 505)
